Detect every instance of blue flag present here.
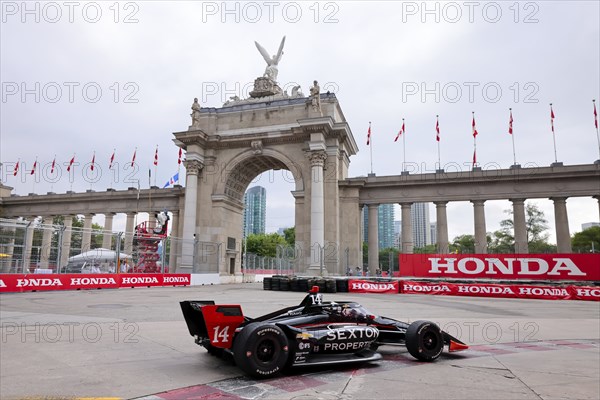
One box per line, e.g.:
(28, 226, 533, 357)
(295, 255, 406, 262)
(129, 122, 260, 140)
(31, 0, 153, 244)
(163, 172, 180, 188)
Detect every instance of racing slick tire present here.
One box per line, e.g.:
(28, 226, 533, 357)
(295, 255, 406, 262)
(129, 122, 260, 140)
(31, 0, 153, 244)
(263, 277, 272, 290)
(233, 323, 290, 378)
(405, 320, 444, 361)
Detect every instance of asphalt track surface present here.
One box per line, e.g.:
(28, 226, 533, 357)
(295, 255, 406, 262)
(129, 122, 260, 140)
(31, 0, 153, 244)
(1, 283, 598, 400)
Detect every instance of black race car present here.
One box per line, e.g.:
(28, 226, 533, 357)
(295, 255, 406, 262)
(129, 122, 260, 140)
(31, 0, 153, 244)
(180, 286, 468, 378)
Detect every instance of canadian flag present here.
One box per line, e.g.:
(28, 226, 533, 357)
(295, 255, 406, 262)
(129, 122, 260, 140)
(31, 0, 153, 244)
(594, 100, 598, 130)
(13, 160, 19, 177)
(90, 152, 96, 171)
(366, 122, 372, 146)
(30, 159, 37, 175)
(178, 148, 183, 165)
(67, 155, 75, 172)
(153, 146, 158, 166)
(109, 150, 115, 169)
(550, 104, 555, 133)
(131, 149, 137, 167)
(394, 119, 405, 142)
(472, 114, 478, 138)
(436, 116, 440, 142)
(51, 157, 56, 174)
(509, 109, 514, 135)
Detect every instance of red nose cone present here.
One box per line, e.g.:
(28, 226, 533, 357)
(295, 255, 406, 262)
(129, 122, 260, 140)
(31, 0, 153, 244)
(449, 340, 469, 352)
(309, 285, 320, 293)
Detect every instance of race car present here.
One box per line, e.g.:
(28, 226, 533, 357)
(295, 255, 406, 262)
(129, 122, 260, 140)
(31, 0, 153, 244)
(180, 286, 468, 378)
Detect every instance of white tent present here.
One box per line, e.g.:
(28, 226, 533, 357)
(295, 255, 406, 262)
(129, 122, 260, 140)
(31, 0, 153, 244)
(68, 248, 132, 262)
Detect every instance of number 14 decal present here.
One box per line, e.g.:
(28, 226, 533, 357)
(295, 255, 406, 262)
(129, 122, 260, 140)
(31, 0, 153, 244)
(212, 326, 230, 343)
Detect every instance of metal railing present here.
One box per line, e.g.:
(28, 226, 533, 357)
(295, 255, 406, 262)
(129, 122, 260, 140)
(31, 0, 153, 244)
(0, 218, 219, 274)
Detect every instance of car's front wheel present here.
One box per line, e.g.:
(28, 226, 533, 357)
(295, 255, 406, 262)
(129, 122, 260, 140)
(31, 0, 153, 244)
(232, 322, 289, 378)
(405, 320, 444, 361)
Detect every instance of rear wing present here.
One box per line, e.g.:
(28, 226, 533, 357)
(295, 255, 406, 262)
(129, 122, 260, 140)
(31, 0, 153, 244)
(180, 301, 245, 349)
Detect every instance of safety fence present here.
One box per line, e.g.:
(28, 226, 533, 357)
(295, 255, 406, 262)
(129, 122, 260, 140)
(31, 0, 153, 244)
(242, 249, 296, 275)
(0, 218, 219, 274)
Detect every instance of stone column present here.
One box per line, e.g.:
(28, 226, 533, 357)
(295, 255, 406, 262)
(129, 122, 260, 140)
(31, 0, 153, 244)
(181, 159, 203, 271)
(367, 204, 379, 274)
(102, 213, 115, 249)
(512, 199, 528, 254)
(472, 200, 488, 254)
(552, 197, 572, 253)
(22, 218, 36, 273)
(59, 216, 73, 270)
(308, 151, 327, 268)
(81, 214, 94, 252)
(39, 217, 54, 269)
(435, 201, 449, 253)
(400, 203, 414, 254)
(168, 210, 179, 273)
(124, 212, 136, 256)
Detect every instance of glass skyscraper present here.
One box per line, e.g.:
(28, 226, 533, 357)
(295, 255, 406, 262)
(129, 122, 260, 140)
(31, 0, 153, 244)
(362, 204, 396, 249)
(243, 186, 266, 237)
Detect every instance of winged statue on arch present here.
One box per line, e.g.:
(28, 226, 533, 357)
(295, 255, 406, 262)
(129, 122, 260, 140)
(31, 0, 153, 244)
(254, 36, 286, 83)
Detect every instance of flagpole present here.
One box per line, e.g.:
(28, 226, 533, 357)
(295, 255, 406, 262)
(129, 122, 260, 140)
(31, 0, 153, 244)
(369, 122, 373, 174)
(436, 115, 441, 170)
(109, 148, 115, 190)
(472, 112, 477, 169)
(90, 151, 95, 191)
(31, 156, 38, 194)
(154, 145, 158, 187)
(50, 154, 56, 193)
(550, 103, 558, 164)
(402, 118, 406, 172)
(593, 99, 600, 163)
(510, 108, 517, 166)
(148, 168, 152, 212)
(69, 153, 75, 193)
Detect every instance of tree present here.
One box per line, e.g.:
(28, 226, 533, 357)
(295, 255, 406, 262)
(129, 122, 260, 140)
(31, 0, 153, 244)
(501, 203, 550, 247)
(244, 233, 286, 257)
(488, 230, 514, 253)
(572, 226, 600, 253)
(414, 244, 437, 254)
(378, 247, 400, 272)
(451, 234, 475, 253)
(283, 227, 295, 246)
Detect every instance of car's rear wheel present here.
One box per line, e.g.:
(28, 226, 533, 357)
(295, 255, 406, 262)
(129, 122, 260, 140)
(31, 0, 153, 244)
(233, 323, 289, 378)
(405, 320, 444, 361)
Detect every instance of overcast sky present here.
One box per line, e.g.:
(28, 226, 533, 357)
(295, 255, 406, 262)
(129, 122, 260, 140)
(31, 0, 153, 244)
(1, 1, 599, 242)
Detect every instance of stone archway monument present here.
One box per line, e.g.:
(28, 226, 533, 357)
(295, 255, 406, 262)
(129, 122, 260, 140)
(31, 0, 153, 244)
(173, 37, 358, 276)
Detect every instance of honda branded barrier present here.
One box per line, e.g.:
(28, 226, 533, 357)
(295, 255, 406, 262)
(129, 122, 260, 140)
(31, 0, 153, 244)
(0, 273, 191, 293)
(399, 254, 600, 281)
(401, 280, 600, 301)
(348, 279, 399, 294)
